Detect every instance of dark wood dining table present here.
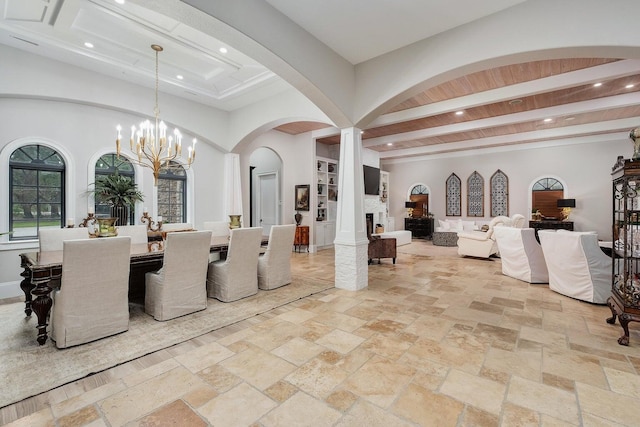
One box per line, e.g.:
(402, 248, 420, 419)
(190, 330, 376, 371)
(18, 235, 263, 345)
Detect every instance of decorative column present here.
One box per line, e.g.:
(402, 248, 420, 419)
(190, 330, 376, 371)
(334, 127, 369, 291)
(224, 153, 243, 226)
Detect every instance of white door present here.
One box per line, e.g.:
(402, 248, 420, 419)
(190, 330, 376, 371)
(257, 172, 278, 234)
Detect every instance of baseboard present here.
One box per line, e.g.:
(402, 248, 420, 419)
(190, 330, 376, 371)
(0, 281, 22, 300)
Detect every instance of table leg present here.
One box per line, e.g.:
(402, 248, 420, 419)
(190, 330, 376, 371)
(31, 278, 53, 345)
(19, 254, 34, 316)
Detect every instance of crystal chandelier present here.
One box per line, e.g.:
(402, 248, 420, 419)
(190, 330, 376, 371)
(116, 44, 196, 185)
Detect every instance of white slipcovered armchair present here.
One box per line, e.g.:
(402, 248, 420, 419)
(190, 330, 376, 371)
(494, 227, 548, 283)
(258, 224, 296, 290)
(457, 214, 525, 258)
(538, 230, 611, 304)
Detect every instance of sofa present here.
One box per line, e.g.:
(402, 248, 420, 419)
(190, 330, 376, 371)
(456, 214, 526, 258)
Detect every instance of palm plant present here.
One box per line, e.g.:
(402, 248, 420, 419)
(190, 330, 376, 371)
(90, 173, 144, 226)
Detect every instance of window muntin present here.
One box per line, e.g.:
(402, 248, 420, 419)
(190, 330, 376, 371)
(9, 145, 65, 240)
(157, 162, 186, 223)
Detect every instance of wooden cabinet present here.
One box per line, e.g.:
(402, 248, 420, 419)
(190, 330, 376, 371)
(608, 157, 640, 345)
(404, 217, 434, 239)
(294, 226, 309, 252)
(529, 220, 573, 241)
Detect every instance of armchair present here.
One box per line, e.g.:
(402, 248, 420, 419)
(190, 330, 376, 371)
(538, 230, 611, 304)
(367, 217, 396, 264)
(493, 227, 548, 283)
(457, 214, 525, 258)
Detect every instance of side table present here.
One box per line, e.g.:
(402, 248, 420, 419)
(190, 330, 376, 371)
(294, 225, 309, 252)
(432, 231, 459, 247)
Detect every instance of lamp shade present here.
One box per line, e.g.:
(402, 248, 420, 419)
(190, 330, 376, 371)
(405, 201, 417, 208)
(557, 198, 576, 208)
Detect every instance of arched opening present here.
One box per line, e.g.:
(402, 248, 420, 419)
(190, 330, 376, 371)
(249, 147, 283, 233)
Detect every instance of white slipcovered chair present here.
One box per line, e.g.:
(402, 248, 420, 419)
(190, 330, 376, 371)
(39, 227, 90, 251)
(51, 236, 131, 348)
(538, 230, 612, 304)
(161, 222, 193, 232)
(258, 224, 296, 290)
(207, 227, 264, 302)
(457, 214, 525, 258)
(145, 230, 212, 321)
(494, 227, 549, 283)
(116, 224, 148, 244)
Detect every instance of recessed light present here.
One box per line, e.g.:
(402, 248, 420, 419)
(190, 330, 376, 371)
(626, 84, 635, 89)
(176, 75, 183, 80)
(360, 130, 364, 134)
(565, 117, 575, 121)
(115, 0, 125, 4)
(455, 111, 463, 116)
(593, 82, 602, 87)
(219, 47, 228, 54)
(387, 143, 393, 146)
(84, 42, 94, 48)
(508, 99, 523, 105)
(544, 118, 553, 122)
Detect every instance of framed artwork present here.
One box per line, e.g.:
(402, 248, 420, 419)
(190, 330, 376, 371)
(295, 184, 310, 211)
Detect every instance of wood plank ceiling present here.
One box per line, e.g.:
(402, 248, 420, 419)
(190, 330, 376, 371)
(274, 58, 640, 159)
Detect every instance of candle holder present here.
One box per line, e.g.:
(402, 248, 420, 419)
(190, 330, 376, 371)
(79, 213, 98, 235)
(141, 212, 163, 232)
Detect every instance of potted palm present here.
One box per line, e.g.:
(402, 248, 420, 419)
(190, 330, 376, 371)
(90, 173, 144, 227)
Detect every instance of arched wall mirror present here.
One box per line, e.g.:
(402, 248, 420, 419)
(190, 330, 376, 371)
(531, 177, 565, 219)
(408, 184, 430, 217)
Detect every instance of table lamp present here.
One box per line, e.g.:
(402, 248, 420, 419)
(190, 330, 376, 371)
(557, 198, 576, 221)
(405, 201, 417, 218)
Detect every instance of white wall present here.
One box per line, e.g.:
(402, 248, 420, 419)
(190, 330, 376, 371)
(383, 138, 626, 238)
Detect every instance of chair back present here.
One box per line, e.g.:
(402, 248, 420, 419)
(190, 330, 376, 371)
(203, 221, 230, 237)
(538, 230, 611, 303)
(116, 224, 148, 244)
(161, 230, 212, 283)
(258, 224, 296, 289)
(226, 227, 264, 266)
(52, 236, 131, 347)
(494, 227, 548, 283)
(39, 227, 90, 251)
(161, 222, 193, 232)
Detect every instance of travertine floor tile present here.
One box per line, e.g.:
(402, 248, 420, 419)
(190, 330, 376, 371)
(174, 341, 235, 373)
(259, 391, 342, 427)
(271, 336, 325, 365)
(392, 383, 465, 426)
(128, 400, 206, 427)
(576, 381, 640, 425)
(440, 369, 506, 414)
(315, 329, 365, 354)
(220, 346, 296, 390)
(285, 358, 349, 399)
(198, 382, 277, 426)
(335, 400, 413, 427)
(507, 376, 579, 424)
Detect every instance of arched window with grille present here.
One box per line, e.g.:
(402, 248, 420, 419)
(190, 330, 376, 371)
(446, 173, 461, 216)
(490, 169, 509, 217)
(9, 144, 65, 240)
(467, 171, 484, 217)
(158, 161, 187, 223)
(531, 177, 565, 218)
(94, 153, 136, 224)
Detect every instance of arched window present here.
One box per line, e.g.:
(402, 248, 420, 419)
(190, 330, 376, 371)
(532, 177, 564, 218)
(158, 161, 187, 223)
(446, 173, 461, 216)
(467, 171, 484, 217)
(409, 184, 429, 217)
(94, 153, 136, 224)
(9, 144, 65, 240)
(490, 169, 509, 217)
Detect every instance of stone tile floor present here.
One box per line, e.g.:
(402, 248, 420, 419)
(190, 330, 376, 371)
(2, 245, 640, 426)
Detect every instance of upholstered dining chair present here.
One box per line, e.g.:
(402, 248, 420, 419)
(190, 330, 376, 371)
(258, 224, 296, 290)
(203, 221, 231, 262)
(538, 230, 611, 304)
(493, 227, 548, 283)
(145, 230, 212, 321)
(50, 236, 131, 348)
(39, 227, 90, 251)
(116, 224, 148, 244)
(207, 226, 264, 302)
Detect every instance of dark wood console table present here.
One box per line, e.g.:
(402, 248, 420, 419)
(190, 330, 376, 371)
(405, 217, 434, 239)
(529, 220, 573, 241)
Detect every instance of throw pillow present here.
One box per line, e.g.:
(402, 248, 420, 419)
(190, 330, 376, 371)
(438, 219, 450, 231)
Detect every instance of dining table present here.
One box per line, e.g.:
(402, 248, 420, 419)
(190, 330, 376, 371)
(18, 234, 266, 345)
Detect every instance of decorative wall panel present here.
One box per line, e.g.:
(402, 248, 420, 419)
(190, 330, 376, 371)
(446, 173, 461, 216)
(467, 171, 484, 217)
(490, 169, 508, 217)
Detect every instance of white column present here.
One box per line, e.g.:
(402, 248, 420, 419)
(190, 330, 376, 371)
(223, 153, 243, 224)
(334, 127, 369, 291)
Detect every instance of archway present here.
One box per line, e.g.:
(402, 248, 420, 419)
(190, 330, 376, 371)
(249, 147, 283, 233)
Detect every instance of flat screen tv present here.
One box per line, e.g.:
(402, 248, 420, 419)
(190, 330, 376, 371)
(363, 165, 380, 195)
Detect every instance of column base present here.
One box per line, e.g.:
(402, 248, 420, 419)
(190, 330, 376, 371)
(334, 241, 369, 291)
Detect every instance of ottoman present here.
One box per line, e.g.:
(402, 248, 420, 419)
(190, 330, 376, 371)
(432, 231, 458, 247)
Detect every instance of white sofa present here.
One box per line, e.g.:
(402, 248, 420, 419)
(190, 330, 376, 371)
(435, 219, 479, 233)
(456, 214, 526, 258)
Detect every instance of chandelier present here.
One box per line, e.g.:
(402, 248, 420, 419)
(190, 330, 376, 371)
(116, 44, 196, 185)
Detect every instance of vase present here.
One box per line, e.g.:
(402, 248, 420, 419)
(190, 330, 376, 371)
(229, 214, 242, 229)
(96, 217, 118, 237)
(294, 212, 302, 225)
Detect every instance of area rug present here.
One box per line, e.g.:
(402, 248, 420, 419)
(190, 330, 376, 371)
(397, 240, 460, 258)
(0, 275, 334, 409)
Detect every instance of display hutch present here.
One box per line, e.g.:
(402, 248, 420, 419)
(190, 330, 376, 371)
(608, 156, 640, 345)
